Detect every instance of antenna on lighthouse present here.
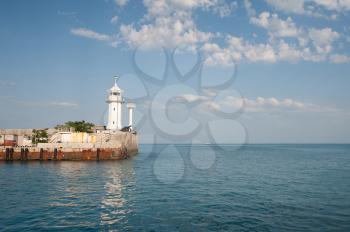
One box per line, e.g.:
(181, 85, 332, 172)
(113, 75, 119, 86)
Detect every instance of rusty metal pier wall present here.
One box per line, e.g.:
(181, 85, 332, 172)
(0, 132, 138, 161)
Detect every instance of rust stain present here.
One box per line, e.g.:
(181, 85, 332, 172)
(0, 148, 138, 161)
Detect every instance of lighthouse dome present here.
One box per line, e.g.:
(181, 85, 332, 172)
(109, 76, 123, 94)
(110, 84, 121, 93)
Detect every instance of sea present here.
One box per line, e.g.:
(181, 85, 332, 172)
(0, 144, 349, 231)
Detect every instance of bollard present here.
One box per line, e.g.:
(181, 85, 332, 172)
(5, 148, 9, 161)
(40, 148, 44, 161)
(25, 148, 29, 160)
(9, 148, 14, 161)
(97, 148, 100, 161)
(54, 148, 58, 161)
(21, 148, 25, 160)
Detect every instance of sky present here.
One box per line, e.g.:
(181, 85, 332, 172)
(0, 0, 350, 144)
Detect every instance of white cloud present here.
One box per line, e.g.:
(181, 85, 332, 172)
(70, 28, 111, 41)
(203, 36, 277, 65)
(278, 41, 303, 62)
(203, 25, 342, 64)
(202, 42, 239, 66)
(110, 0, 348, 65)
(244, 0, 256, 17)
(110, 15, 119, 24)
(313, 0, 350, 11)
(176, 94, 209, 103)
(308, 28, 340, 46)
(245, 9, 342, 63)
(329, 54, 350, 63)
(264, 0, 350, 18)
(265, 0, 305, 14)
(120, 0, 214, 50)
(210, 0, 237, 18)
(242, 96, 306, 112)
(226, 96, 340, 113)
(175, 92, 340, 114)
(120, 19, 212, 50)
(244, 96, 341, 113)
(114, 0, 129, 7)
(250, 12, 301, 38)
(308, 27, 339, 54)
(49, 102, 79, 107)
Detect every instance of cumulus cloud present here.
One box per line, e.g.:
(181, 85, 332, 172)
(202, 24, 342, 64)
(277, 41, 303, 62)
(313, 0, 350, 11)
(308, 27, 339, 54)
(245, 10, 341, 64)
(329, 54, 350, 63)
(69, 0, 349, 65)
(176, 92, 340, 114)
(250, 12, 301, 38)
(265, 0, 350, 15)
(70, 28, 121, 48)
(210, 0, 237, 18)
(120, 0, 214, 50)
(244, 0, 256, 17)
(70, 28, 111, 41)
(265, 0, 305, 14)
(242, 96, 306, 112)
(202, 42, 239, 66)
(242, 96, 341, 113)
(120, 19, 212, 50)
(202, 36, 277, 65)
(175, 94, 209, 103)
(308, 27, 340, 45)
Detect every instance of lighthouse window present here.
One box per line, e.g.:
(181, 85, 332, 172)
(113, 121, 115, 124)
(112, 92, 120, 96)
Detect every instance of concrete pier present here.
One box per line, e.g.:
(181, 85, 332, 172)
(0, 132, 138, 161)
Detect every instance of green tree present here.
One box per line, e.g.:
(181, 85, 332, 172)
(32, 129, 49, 144)
(55, 121, 95, 133)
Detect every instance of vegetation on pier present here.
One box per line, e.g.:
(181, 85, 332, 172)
(55, 121, 95, 133)
(32, 129, 48, 144)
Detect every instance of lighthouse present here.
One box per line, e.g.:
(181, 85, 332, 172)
(106, 77, 123, 130)
(126, 102, 136, 130)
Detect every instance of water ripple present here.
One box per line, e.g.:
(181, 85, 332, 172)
(1, 145, 350, 231)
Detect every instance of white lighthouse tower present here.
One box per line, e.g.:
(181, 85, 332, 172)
(126, 102, 136, 130)
(106, 77, 123, 130)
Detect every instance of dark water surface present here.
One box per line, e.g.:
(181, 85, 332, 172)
(1, 144, 350, 231)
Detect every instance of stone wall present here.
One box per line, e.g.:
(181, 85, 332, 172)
(0, 131, 138, 161)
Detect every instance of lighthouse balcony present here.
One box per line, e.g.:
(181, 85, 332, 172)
(106, 96, 122, 102)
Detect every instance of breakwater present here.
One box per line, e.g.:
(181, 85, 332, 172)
(0, 131, 138, 161)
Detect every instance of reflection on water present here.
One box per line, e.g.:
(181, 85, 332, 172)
(100, 161, 136, 227)
(0, 161, 136, 230)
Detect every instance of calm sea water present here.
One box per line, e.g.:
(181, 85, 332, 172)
(0, 144, 350, 231)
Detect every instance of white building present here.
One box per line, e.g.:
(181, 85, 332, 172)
(126, 102, 136, 130)
(106, 77, 136, 131)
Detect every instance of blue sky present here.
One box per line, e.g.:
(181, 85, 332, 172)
(0, 0, 350, 143)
